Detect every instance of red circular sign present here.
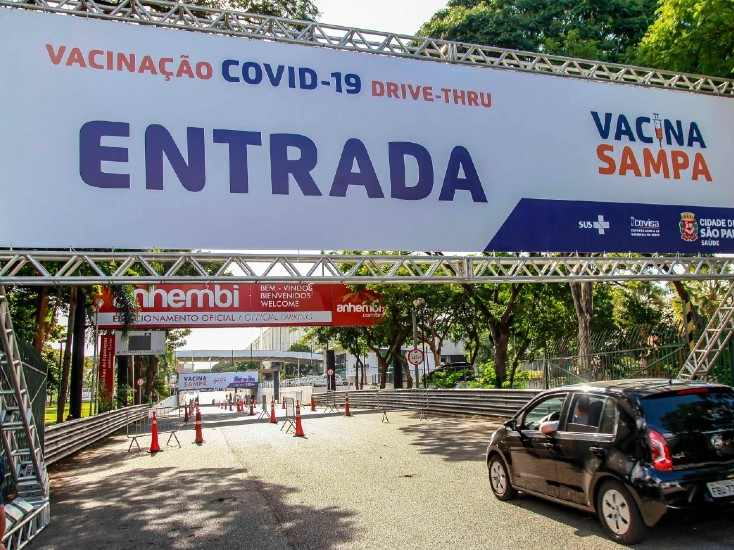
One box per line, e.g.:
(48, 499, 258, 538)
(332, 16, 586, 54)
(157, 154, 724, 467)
(407, 348, 424, 366)
(327, 369, 335, 376)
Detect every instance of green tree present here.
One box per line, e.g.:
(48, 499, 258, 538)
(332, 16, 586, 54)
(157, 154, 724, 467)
(636, 0, 734, 77)
(419, 0, 658, 63)
(210, 360, 257, 372)
(195, 0, 318, 19)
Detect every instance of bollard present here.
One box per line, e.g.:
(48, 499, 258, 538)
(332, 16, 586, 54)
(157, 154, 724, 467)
(282, 397, 286, 410)
(194, 406, 204, 444)
(270, 397, 277, 424)
(149, 411, 162, 453)
(184, 403, 190, 423)
(345, 394, 351, 417)
(249, 399, 255, 416)
(311, 395, 316, 412)
(294, 400, 305, 437)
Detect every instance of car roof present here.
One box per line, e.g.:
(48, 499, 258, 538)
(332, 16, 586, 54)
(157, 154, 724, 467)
(550, 378, 731, 398)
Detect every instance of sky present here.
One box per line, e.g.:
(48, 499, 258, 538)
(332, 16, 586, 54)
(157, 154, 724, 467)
(181, 0, 450, 352)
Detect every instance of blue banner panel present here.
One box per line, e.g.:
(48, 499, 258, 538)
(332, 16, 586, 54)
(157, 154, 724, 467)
(486, 199, 734, 253)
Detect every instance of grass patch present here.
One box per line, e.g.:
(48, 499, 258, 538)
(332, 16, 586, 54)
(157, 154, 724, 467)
(44, 401, 94, 426)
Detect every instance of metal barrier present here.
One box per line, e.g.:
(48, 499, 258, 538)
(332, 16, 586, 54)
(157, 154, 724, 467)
(257, 396, 269, 419)
(279, 398, 296, 434)
(312, 389, 540, 419)
(323, 391, 339, 413)
(126, 406, 183, 452)
(44, 405, 149, 465)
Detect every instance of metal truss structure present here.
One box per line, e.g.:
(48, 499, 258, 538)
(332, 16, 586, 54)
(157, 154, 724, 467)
(1, 0, 733, 97)
(678, 284, 734, 380)
(0, 250, 733, 285)
(0, 287, 50, 549)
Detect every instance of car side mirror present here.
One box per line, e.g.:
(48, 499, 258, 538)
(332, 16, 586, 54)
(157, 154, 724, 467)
(505, 419, 518, 431)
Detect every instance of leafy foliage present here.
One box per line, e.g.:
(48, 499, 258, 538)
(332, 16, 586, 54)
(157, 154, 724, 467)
(636, 0, 734, 77)
(418, 0, 658, 62)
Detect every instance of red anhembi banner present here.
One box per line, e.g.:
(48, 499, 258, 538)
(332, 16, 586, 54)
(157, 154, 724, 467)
(99, 334, 115, 397)
(95, 284, 384, 329)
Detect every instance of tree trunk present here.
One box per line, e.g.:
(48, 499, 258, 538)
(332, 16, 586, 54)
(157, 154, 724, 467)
(117, 355, 130, 408)
(33, 287, 50, 353)
(570, 281, 594, 378)
(69, 288, 86, 419)
(509, 336, 532, 388)
(57, 287, 76, 423)
(378, 352, 388, 389)
(490, 325, 511, 386)
(145, 355, 158, 403)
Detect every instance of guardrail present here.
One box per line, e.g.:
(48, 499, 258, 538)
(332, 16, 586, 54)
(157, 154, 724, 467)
(43, 405, 149, 465)
(312, 388, 541, 418)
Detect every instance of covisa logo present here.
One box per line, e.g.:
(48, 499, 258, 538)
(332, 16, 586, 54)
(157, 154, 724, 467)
(133, 285, 240, 309)
(630, 217, 660, 228)
(592, 111, 712, 182)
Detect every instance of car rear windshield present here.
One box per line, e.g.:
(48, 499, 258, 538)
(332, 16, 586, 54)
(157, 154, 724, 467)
(641, 388, 734, 466)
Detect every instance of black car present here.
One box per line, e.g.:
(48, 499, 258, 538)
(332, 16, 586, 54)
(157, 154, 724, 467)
(486, 379, 734, 544)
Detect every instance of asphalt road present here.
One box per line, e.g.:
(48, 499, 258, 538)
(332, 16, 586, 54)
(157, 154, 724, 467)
(32, 405, 734, 550)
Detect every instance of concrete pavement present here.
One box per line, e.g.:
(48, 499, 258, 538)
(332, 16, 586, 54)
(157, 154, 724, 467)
(32, 404, 734, 550)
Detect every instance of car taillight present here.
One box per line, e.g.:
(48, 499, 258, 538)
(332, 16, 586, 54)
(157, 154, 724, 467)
(648, 428, 673, 472)
(676, 387, 709, 395)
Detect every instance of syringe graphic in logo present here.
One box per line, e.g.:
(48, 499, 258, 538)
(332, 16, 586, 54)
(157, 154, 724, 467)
(653, 113, 663, 147)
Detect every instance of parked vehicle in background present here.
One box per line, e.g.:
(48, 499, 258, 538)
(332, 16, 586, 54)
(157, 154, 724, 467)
(486, 379, 734, 544)
(312, 374, 345, 387)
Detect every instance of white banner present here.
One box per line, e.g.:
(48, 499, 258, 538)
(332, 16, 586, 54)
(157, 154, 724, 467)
(2, 9, 734, 253)
(178, 371, 259, 390)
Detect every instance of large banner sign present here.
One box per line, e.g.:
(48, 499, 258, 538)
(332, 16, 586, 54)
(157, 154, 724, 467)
(178, 371, 259, 390)
(95, 284, 384, 328)
(2, 9, 734, 253)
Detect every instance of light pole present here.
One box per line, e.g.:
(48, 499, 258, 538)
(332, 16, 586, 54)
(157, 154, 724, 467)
(412, 298, 426, 388)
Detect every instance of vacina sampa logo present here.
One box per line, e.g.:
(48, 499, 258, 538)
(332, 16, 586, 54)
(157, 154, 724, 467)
(592, 111, 711, 182)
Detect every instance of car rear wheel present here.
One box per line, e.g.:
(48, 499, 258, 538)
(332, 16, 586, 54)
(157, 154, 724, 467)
(596, 480, 648, 545)
(488, 455, 517, 501)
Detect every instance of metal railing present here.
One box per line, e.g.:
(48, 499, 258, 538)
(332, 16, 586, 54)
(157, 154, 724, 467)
(312, 388, 540, 418)
(3, 251, 734, 285)
(43, 405, 148, 465)
(2, 0, 733, 97)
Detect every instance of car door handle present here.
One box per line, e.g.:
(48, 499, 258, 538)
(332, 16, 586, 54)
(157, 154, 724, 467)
(542, 442, 555, 448)
(589, 446, 605, 457)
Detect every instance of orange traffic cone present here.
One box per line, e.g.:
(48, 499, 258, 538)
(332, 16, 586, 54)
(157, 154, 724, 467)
(249, 399, 255, 416)
(344, 395, 351, 417)
(149, 411, 162, 453)
(270, 397, 277, 424)
(310, 395, 316, 412)
(294, 400, 305, 437)
(184, 403, 190, 423)
(194, 406, 204, 444)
